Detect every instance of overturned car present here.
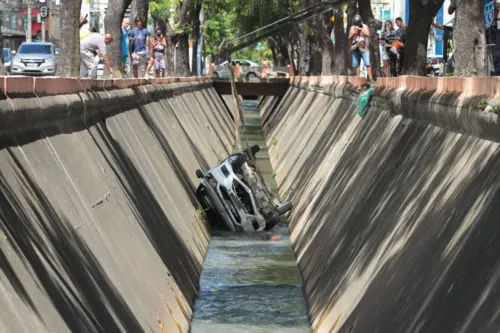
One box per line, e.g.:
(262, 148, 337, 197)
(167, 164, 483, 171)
(195, 144, 292, 232)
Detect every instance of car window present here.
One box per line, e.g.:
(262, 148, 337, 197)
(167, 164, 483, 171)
(3, 49, 10, 59)
(18, 44, 52, 54)
(240, 61, 250, 66)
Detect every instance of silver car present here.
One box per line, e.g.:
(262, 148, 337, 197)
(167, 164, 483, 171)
(11, 42, 58, 76)
(202, 59, 262, 79)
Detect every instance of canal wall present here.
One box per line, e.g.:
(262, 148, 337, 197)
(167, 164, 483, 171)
(0, 77, 234, 333)
(263, 76, 500, 333)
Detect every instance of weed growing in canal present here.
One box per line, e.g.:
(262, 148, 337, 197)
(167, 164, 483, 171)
(375, 96, 388, 106)
(469, 101, 489, 111)
(490, 105, 500, 114)
(194, 208, 208, 225)
(469, 101, 500, 114)
(271, 137, 279, 146)
(272, 172, 277, 179)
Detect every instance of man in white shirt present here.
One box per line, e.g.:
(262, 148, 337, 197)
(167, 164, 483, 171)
(80, 32, 114, 78)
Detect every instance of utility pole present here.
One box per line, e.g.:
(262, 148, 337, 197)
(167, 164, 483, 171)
(27, 0, 32, 42)
(41, 17, 45, 41)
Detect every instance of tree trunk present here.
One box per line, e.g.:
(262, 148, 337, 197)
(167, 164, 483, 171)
(104, 0, 132, 78)
(403, 0, 444, 75)
(275, 37, 291, 66)
(131, 0, 149, 23)
(191, 3, 202, 75)
(315, 11, 334, 75)
(454, 0, 486, 76)
(358, 0, 381, 79)
(308, 34, 322, 75)
(296, 26, 308, 75)
(333, 8, 347, 75)
(165, 20, 176, 76)
(57, 0, 82, 77)
(345, 1, 357, 75)
(176, 33, 191, 76)
(307, 0, 332, 75)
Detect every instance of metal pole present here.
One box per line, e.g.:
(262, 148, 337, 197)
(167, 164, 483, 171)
(41, 18, 46, 41)
(27, 1, 32, 42)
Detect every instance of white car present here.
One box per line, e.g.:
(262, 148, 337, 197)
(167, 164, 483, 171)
(202, 59, 262, 78)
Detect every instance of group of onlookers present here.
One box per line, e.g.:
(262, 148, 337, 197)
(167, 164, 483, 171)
(349, 14, 407, 82)
(79, 16, 167, 79)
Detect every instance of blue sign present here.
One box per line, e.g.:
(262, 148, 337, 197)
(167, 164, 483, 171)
(485, 0, 496, 28)
(435, 5, 444, 56)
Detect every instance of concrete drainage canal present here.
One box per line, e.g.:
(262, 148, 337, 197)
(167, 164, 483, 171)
(190, 98, 311, 333)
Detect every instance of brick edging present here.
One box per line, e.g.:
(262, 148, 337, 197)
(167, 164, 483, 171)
(0, 76, 211, 97)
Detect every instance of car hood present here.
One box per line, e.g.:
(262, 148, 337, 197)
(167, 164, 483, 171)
(15, 53, 53, 60)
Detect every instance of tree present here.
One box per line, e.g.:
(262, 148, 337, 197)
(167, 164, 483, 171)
(344, 0, 357, 75)
(358, 0, 381, 78)
(332, 7, 347, 75)
(454, 0, 486, 76)
(131, 0, 149, 23)
(57, 0, 83, 77)
(104, 0, 133, 78)
(312, 9, 334, 75)
(403, 0, 444, 75)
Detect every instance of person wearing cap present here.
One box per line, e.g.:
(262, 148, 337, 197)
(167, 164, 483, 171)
(349, 14, 373, 83)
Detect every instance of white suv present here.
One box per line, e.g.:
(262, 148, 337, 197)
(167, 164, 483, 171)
(11, 42, 57, 76)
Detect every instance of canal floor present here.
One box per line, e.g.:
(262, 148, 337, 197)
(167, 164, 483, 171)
(189, 99, 311, 333)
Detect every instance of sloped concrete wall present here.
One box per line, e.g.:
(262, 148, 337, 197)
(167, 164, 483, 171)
(264, 77, 500, 333)
(0, 79, 234, 333)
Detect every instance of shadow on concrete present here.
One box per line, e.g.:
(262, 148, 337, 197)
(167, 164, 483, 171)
(0, 149, 144, 333)
(90, 123, 200, 305)
(136, 102, 199, 208)
(292, 113, 500, 332)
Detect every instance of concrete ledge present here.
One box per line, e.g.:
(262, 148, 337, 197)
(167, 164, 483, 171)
(0, 75, 211, 98)
(377, 75, 500, 96)
(0, 79, 212, 141)
(288, 75, 500, 142)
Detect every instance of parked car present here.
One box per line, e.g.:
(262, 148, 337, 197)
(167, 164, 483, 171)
(202, 59, 262, 79)
(11, 42, 58, 76)
(3, 48, 12, 74)
(195, 144, 292, 232)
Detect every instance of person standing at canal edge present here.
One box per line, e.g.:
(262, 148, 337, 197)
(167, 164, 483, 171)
(121, 18, 131, 76)
(349, 14, 374, 83)
(80, 31, 114, 78)
(145, 28, 167, 78)
(129, 17, 151, 79)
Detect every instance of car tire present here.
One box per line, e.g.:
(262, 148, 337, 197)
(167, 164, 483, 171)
(196, 169, 204, 179)
(264, 212, 280, 231)
(246, 72, 257, 78)
(213, 72, 220, 78)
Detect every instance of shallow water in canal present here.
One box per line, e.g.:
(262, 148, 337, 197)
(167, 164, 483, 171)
(189, 227, 311, 333)
(189, 99, 311, 333)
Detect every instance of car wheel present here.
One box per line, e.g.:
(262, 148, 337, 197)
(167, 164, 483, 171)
(196, 169, 204, 179)
(213, 72, 220, 78)
(264, 212, 280, 231)
(246, 72, 257, 78)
